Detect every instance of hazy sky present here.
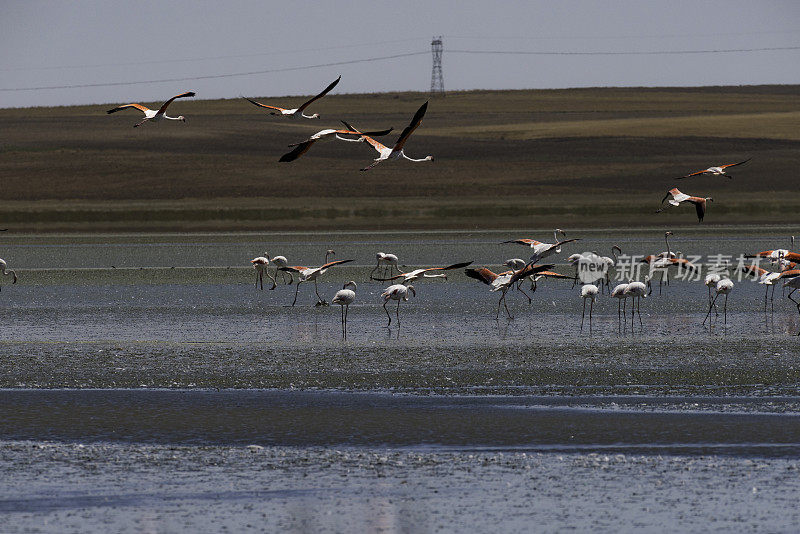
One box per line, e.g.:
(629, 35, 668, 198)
(2, 0, 799, 108)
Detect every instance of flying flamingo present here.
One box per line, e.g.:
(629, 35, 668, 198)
(703, 278, 734, 327)
(281, 259, 354, 306)
(345, 102, 434, 171)
(0, 258, 17, 291)
(611, 283, 630, 331)
(371, 253, 403, 280)
(243, 75, 341, 119)
(746, 237, 798, 263)
(278, 125, 393, 162)
(678, 158, 750, 179)
(381, 284, 415, 327)
(374, 261, 472, 285)
(502, 229, 579, 265)
(624, 276, 652, 327)
(332, 281, 357, 337)
(106, 91, 195, 127)
(465, 264, 553, 319)
(580, 284, 599, 333)
(656, 188, 713, 222)
(250, 255, 276, 290)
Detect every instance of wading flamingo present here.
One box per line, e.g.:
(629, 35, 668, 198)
(106, 91, 195, 127)
(381, 284, 415, 327)
(611, 283, 630, 331)
(374, 261, 472, 285)
(703, 278, 734, 327)
(281, 259, 354, 306)
(332, 281, 357, 337)
(656, 188, 712, 222)
(250, 255, 276, 290)
(0, 258, 17, 290)
(278, 125, 393, 162)
(740, 264, 782, 312)
(346, 102, 434, 171)
(624, 276, 652, 327)
(243, 76, 340, 119)
(465, 264, 553, 320)
(580, 284, 599, 333)
(371, 253, 402, 280)
(678, 158, 750, 179)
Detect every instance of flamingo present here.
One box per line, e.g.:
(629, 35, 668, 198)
(704, 273, 722, 308)
(740, 264, 782, 312)
(371, 253, 402, 280)
(502, 229, 580, 265)
(381, 284, 415, 327)
(784, 276, 800, 335)
(250, 255, 276, 290)
(465, 264, 553, 319)
(703, 278, 734, 327)
(0, 258, 17, 291)
(281, 259, 354, 306)
(566, 253, 586, 288)
(597, 246, 622, 293)
(332, 281, 357, 337)
(243, 75, 340, 119)
(345, 102, 434, 171)
(580, 284, 599, 333)
(528, 269, 576, 294)
(265, 254, 293, 285)
(374, 261, 472, 285)
(278, 125, 393, 162)
(656, 188, 712, 222)
(746, 237, 798, 263)
(641, 255, 698, 293)
(678, 158, 750, 179)
(624, 276, 652, 327)
(106, 91, 195, 127)
(611, 283, 630, 330)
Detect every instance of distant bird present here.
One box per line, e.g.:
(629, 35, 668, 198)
(381, 284, 415, 327)
(656, 188, 712, 222)
(278, 125, 393, 162)
(106, 91, 195, 127)
(250, 255, 276, 290)
(281, 259, 354, 306)
(624, 277, 652, 327)
(243, 75, 340, 119)
(465, 264, 553, 319)
(502, 229, 579, 264)
(611, 283, 630, 330)
(332, 281, 357, 337)
(740, 264, 782, 312)
(0, 258, 17, 290)
(678, 158, 750, 179)
(374, 261, 472, 285)
(371, 253, 402, 280)
(703, 278, 734, 327)
(580, 284, 599, 333)
(345, 102, 434, 171)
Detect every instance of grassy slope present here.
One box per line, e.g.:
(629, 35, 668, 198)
(1, 86, 798, 231)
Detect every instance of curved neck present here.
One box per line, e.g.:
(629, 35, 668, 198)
(401, 153, 431, 162)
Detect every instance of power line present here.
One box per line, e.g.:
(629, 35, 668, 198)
(448, 45, 800, 56)
(447, 29, 800, 41)
(0, 52, 428, 92)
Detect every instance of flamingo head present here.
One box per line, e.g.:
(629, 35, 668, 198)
(426, 155, 434, 162)
(309, 113, 321, 119)
(407, 285, 416, 298)
(178, 116, 186, 122)
(706, 197, 713, 202)
(343, 280, 357, 291)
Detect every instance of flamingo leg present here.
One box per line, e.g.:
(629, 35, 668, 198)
(291, 281, 303, 306)
(723, 294, 728, 327)
(581, 298, 586, 332)
(764, 285, 769, 313)
(383, 301, 392, 326)
(314, 279, 327, 306)
(637, 296, 643, 327)
(369, 263, 380, 280)
(502, 291, 513, 320)
(703, 293, 721, 325)
(133, 118, 149, 128)
(617, 299, 622, 331)
(257, 271, 262, 290)
(266, 269, 276, 290)
(589, 299, 594, 334)
(516, 283, 532, 304)
(771, 284, 776, 312)
(396, 300, 401, 326)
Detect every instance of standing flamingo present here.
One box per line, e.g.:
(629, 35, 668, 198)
(381, 284, 415, 327)
(282, 259, 354, 306)
(598, 246, 622, 293)
(106, 91, 195, 127)
(580, 284, 599, 333)
(624, 276, 652, 327)
(704, 273, 722, 308)
(250, 255, 276, 290)
(344, 102, 434, 171)
(0, 258, 17, 291)
(611, 283, 630, 331)
(243, 75, 341, 119)
(678, 158, 750, 179)
(740, 264, 782, 312)
(332, 281, 357, 337)
(703, 278, 734, 327)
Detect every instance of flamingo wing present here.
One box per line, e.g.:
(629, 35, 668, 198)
(464, 267, 498, 285)
(393, 101, 428, 151)
(320, 259, 354, 269)
(242, 97, 286, 112)
(426, 261, 474, 272)
(719, 158, 751, 169)
(106, 103, 151, 114)
(279, 141, 316, 162)
(296, 75, 341, 112)
(509, 264, 555, 285)
(341, 120, 389, 152)
(678, 169, 708, 179)
(156, 91, 195, 115)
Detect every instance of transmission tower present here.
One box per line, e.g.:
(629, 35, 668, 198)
(430, 36, 444, 96)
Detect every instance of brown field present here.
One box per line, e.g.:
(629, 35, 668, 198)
(1, 85, 799, 231)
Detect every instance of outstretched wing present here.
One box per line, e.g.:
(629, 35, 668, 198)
(464, 267, 498, 285)
(242, 97, 285, 112)
(501, 239, 537, 246)
(156, 91, 195, 115)
(426, 261, 473, 272)
(393, 101, 428, 151)
(678, 169, 708, 179)
(372, 273, 406, 282)
(320, 259, 354, 269)
(719, 158, 751, 169)
(279, 140, 316, 162)
(106, 103, 150, 114)
(296, 75, 341, 112)
(693, 199, 706, 222)
(509, 264, 555, 286)
(341, 120, 389, 152)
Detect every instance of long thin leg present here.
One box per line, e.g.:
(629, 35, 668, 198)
(623, 299, 627, 332)
(617, 299, 622, 332)
(496, 293, 503, 320)
(384, 301, 392, 326)
(258, 271, 262, 290)
(771, 284, 776, 312)
(266, 269, 276, 290)
(581, 298, 586, 332)
(764, 285, 769, 313)
(370, 263, 380, 280)
(314, 279, 326, 305)
(396, 300, 401, 326)
(589, 299, 594, 334)
(502, 291, 513, 319)
(723, 294, 728, 327)
(517, 283, 532, 304)
(133, 118, 149, 128)
(637, 296, 643, 327)
(291, 281, 302, 306)
(703, 293, 720, 325)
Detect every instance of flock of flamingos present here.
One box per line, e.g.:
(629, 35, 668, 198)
(1, 77, 798, 336)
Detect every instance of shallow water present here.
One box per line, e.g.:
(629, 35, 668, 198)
(2, 230, 800, 531)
